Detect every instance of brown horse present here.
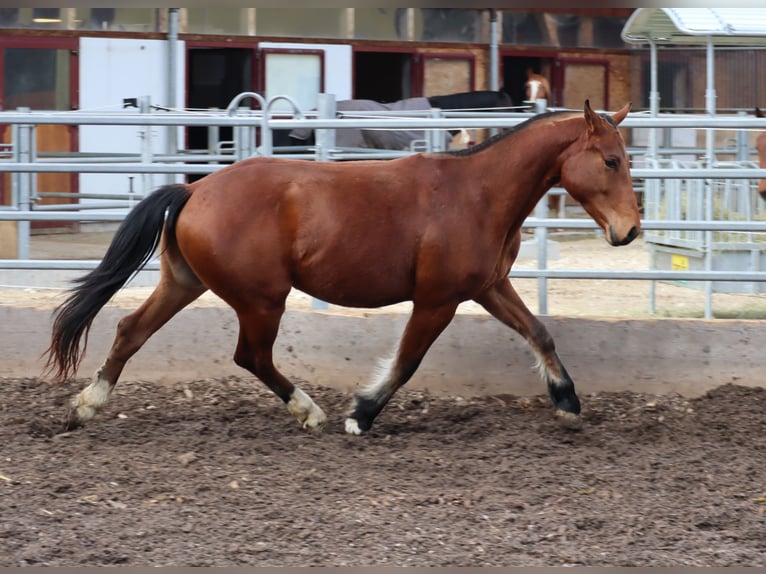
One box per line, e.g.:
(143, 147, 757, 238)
(525, 68, 551, 103)
(45, 100, 640, 435)
(755, 107, 766, 200)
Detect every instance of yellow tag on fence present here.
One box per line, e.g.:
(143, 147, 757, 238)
(671, 254, 689, 271)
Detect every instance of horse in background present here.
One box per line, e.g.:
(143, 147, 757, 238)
(755, 107, 766, 200)
(279, 90, 514, 151)
(525, 68, 551, 104)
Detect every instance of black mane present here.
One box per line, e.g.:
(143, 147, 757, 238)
(442, 109, 610, 157)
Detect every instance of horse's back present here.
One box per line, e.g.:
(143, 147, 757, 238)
(174, 156, 444, 307)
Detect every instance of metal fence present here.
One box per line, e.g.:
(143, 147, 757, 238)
(3, 93, 766, 318)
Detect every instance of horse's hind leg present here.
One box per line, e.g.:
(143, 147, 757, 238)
(67, 273, 206, 430)
(345, 302, 458, 435)
(474, 278, 581, 429)
(233, 300, 326, 431)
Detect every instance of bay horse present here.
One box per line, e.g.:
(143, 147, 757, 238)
(45, 100, 640, 435)
(525, 68, 551, 103)
(755, 107, 766, 200)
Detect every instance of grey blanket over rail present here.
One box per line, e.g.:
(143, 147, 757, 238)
(289, 97, 432, 150)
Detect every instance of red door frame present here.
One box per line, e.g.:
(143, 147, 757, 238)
(0, 35, 79, 210)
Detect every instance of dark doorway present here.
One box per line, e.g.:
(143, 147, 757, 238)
(502, 55, 553, 107)
(187, 48, 253, 152)
(354, 51, 412, 103)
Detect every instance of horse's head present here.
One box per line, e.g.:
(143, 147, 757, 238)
(756, 107, 766, 200)
(525, 73, 550, 103)
(560, 100, 640, 246)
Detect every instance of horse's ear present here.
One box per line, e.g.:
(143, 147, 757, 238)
(611, 102, 631, 126)
(584, 99, 598, 133)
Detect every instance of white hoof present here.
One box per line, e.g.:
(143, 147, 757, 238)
(287, 388, 326, 431)
(344, 418, 364, 435)
(555, 409, 582, 430)
(72, 371, 113, 423)
(73, 404, 98, 423)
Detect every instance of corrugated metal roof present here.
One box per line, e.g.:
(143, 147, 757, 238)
(622, 8, 766, 45)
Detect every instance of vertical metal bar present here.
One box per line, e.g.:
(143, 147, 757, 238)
(648, 39, 659, 161)
(648, 242, 656, 314)
(139, 96, 154, 197)
(428, 108, 446, 152)
(311, 94, 336, 310)
(704, 35, 716, 319)
(166, 7, 180, 185)
(314, 93, 336, 164)
(207, 107, 220, 157)
(488, 9, 499, 92)
(535, 196, 548, 315)
(13, 108, 33, 259)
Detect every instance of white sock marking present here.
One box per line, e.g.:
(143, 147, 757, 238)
(358, 353, 396, 402)
(344, 418, 363, 435)
(73, 369, 113, 422)
(287, 387, 326, 430)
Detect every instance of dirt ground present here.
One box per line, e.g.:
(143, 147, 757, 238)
(1, 230, 765, 566)
(1, 377, 764, 566)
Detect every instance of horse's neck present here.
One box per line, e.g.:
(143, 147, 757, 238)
(475, 115, 582, 226)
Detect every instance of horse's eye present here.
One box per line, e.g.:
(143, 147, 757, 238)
(605, 158, 618, 170)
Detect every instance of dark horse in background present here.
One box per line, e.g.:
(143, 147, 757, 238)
(45, 100, 640, 435)
(275, 89, 514, 151)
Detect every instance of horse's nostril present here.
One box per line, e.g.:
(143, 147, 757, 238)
(610, 225, 639, 246)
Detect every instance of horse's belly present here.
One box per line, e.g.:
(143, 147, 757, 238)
(292, 263, 414, 309)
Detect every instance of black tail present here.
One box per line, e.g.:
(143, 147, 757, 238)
(44, 184, 191, 381)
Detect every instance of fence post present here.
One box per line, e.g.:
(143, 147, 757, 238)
(12, 107, 34, 259)
(311, 93, 336, 310)
(534, 195, 549, 315)
(314, 93, 336, 163)
(207, 107, 220, 158)
(427, 108, 446, 152)
(139, 96, 154, 197)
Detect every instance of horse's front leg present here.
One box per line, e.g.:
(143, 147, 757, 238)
(345, 302, 458, 435)
(474, 278, 581, 429)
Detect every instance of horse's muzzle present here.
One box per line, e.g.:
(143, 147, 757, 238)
(609, 225, 639, 246)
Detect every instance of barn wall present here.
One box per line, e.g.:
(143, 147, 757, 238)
(78, 37, 186, 202)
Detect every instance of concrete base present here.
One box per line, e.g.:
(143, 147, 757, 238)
(0, 268, 159, 289)
(519, 238, 560, 260)
(4, 304, 761, 400)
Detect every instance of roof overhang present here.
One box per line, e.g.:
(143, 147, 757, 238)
(621, 8, 766, 46)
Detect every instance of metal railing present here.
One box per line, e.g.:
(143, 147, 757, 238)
(3, 94, 766, 318)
